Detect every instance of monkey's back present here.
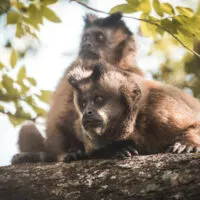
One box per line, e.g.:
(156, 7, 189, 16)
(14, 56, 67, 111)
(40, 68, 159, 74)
(133, 80, 200, 154)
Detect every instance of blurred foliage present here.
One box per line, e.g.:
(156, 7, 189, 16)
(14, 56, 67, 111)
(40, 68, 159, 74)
(111, 0, 200, 99)
(0, 0, 60, 126)
(111, 0, 200, 53)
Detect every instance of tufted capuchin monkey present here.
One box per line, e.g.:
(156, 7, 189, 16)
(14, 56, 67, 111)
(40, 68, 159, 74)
(12, 12, 144, 164)
(65, 63, 200, 160)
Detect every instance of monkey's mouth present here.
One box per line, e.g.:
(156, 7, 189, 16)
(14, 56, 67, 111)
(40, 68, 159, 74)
(83, 120, 104, 131)
(79, 47, 100, 59)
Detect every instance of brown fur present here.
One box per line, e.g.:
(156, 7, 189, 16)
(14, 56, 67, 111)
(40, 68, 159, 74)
(13, 13, 143, 163)
(69, 64, 200, 155)
(18, 122, 44, 152)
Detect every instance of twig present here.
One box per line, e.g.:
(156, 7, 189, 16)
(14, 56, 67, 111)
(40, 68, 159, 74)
(72, 0, 200, 59)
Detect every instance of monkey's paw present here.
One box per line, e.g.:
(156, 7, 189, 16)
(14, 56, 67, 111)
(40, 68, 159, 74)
(112, 140, 139, 159)
(166, 142, 200, 154)
(62, 149, 86, 163)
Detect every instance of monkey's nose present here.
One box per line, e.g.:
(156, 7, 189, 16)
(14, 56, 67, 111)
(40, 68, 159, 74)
(82, 42, 92, 49)
(87, 110, 93, 115)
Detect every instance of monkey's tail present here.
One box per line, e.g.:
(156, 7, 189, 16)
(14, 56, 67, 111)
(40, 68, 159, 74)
(18, 121, 45, 152)
(12, 122, 57, 164)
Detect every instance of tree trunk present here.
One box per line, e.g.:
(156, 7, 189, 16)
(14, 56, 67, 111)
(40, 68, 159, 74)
(0, 153, 200, 200)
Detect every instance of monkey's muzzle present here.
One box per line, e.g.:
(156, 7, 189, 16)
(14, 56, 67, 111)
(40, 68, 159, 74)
(82, 113, 104, 131)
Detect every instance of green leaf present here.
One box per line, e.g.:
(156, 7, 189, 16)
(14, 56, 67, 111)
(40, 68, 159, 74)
(16, 23, 25, 38)
(17, 66, 26, 84)
(23, 17, 40, 30)
(15, 105, 32, 119)
(7, 11, 20, 24)
(25, 27, 40, 41)
(161, 18, 180, 34)
(0, 61, 5, 69)
(126, 0, 139, 7)
(33, 106, 47, 117)
(176, 31, 193, 49)
(8, 116, 25, 127)
(42, 7, 61, 23)
(153, 0, 163, 17)
(2, 75, 18, 95)
(137, 0, 151, 14)
(28, 5, 43, 25)
(176, 6, 194, 18)
(27, 77, 37, 86)
(42, 0, 58, 5)
(37, 90, 52, 103)
(140, 14, 157, 38)
(10, 49, 18, 68)
(161, 3, 175, 15)
(20, 82, 30, 94)
(110, 4, 135, 14)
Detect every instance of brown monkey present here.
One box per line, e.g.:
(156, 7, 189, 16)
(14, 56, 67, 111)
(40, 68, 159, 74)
(66, 63, 200, 160)
(12, 13, 143, 164)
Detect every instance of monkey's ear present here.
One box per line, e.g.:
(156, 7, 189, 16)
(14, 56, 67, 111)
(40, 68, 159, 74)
(120, 83, 141, 111)
(68, 76, 80, 90)
(91, 64, 104, 81)
(84, 13, 98, 27)
(102, 12, 122, 26)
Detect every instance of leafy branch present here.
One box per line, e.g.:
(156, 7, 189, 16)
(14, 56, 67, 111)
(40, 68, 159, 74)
(72, 0, 200, 59)
(0, 108, 36, 122)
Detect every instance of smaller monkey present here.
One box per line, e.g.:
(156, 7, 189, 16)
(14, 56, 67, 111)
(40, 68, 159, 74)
(66, 63, 200, 160)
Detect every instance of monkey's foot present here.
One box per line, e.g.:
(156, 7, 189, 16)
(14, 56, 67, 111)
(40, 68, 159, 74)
(112, 140, 139, 159)
(166, 142, 200, 154)
(62, 149, 86, 163)
(12, 152, 56, 164)
(11, 152, 41, 164)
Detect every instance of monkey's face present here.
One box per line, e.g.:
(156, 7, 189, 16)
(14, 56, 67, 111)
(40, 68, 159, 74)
(79, 13, 133, 63)
(75, 87, 125, 140)
(79, 27, 108, 59)
(68, 64, 141, 144)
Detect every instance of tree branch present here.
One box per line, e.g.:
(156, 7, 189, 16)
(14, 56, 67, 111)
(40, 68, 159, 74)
(72, 0, 200, 59)
(1, 153, 200, 199)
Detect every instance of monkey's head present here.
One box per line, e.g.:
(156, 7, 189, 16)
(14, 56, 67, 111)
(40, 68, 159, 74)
(79, 13, 135, 66)
(68, 63, 141, 146)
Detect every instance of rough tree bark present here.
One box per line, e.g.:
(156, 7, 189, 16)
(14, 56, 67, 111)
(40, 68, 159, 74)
(0, 153, 200, 200)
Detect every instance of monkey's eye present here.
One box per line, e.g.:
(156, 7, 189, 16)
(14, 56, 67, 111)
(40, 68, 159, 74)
(81, 99, 87, 108)
(82, 33, 89, 41)
(96, 32, 105, 42)
(94, 96, 104, 105)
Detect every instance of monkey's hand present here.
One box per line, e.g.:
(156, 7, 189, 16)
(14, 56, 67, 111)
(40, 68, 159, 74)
(166, 142, 200, 154)
(87, 140, 139, 160)
(112, 140, 139, 159)
(62, 149, 86, 163)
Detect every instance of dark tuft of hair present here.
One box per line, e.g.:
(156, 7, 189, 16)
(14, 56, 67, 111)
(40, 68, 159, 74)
(83, 12, 132, 36)
(92, 64, 104, 81)
(68, 76, 78, 88)
(84, 13, 98, 28)
(102, 12, 122, 26)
